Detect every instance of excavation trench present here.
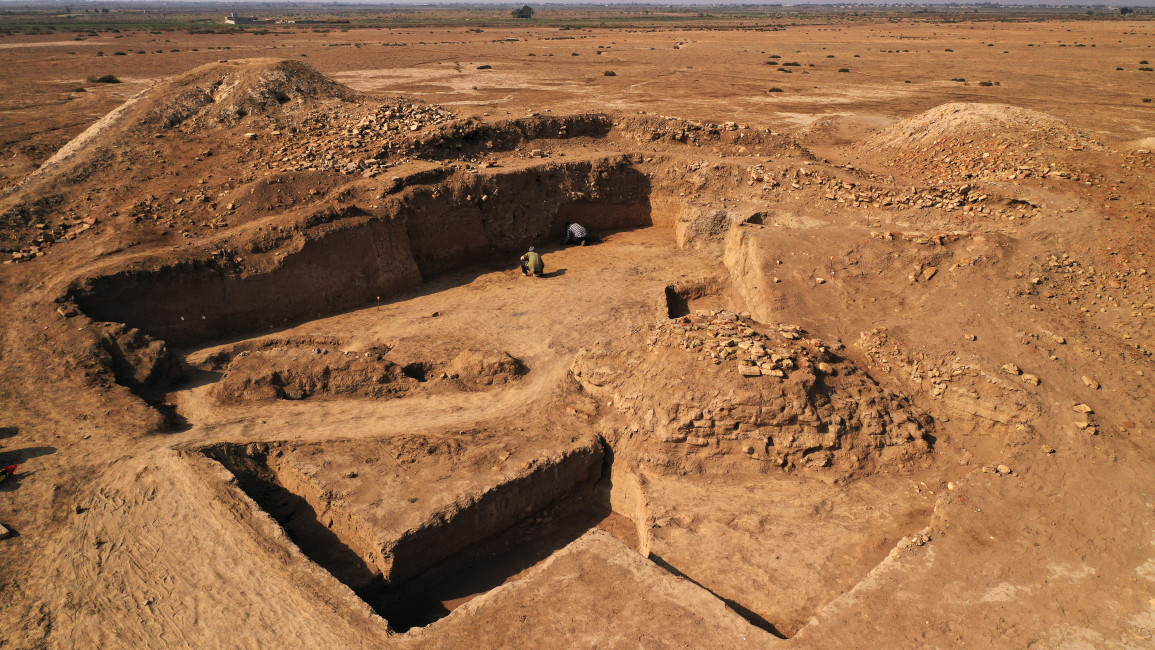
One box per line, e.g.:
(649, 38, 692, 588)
(70, 157, 656, 349)
(203, 438, 642, 633)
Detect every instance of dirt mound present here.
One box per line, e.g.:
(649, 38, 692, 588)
(444, 350, 526, 388)
(209, 343, 415, 402)
(31, 59, 353, 179)
(150, 58, 356, 130)
(0, 59, 366, 255)
(573, 309, 932, 476)
(857, 102, 1105, 183)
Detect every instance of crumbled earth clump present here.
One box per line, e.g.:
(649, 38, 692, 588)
(443, 350, 526, 388)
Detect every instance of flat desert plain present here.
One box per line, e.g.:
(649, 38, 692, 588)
(1, 13, 1154, 648)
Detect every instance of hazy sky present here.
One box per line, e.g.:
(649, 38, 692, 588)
(4, 0, 1154, 5)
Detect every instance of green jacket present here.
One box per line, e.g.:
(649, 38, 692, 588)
(523, 250, 544, 274)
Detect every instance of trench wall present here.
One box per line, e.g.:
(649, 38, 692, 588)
(205, 440, 605, 588)
(72, 157, 652, 347)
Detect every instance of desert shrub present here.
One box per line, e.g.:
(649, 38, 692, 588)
(1143, 98, 1152, 103)
(768, 54, 780, 58)
(1117, 67, 1125, 70)
(113, 51, 126, 56)
(603, 70, 615, 76)
(945, 48, 954, 52)
(826, 54, 834, 58)
(781, 61, 801, 66)
(87, 74, 121, 83)
(777, 68, 792, 73)
(951, 77, 966, 82)
(1142, 60, 1149, 64)
(838, 68, 850, 72)
(768, 87, 784, 92)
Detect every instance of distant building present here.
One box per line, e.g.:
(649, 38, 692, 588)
(225, 12, 257, 25)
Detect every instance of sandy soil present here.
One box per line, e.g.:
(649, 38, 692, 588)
(1, 15, 1155, 650)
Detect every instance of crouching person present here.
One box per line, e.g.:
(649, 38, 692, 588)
(520, 246, 544, 277)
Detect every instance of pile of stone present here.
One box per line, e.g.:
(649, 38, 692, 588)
(747, 164, 1011, 218)
(574, 310, 933, 473)
(5, 218, 97, 265)
(261, 100, 455, 174)
(649, 309, 834, 380)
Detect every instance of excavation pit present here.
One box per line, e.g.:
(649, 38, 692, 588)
(663, 277, 727, 318)
(202, 433, 626, 632)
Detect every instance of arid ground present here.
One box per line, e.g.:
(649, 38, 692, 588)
(1, 11, 1154, 648)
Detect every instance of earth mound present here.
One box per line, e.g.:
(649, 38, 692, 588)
(30, 59, 355, 181)
(444, 350, 527, 388)
(857, 102, 1105, 183)
(573, 309, 933, 476)
(148, 58, 357, 130)
(208, 343, 415, 402)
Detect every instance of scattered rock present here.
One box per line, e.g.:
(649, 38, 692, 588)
(1021, 374, 1040, 386)
(1042, 445, 1056, 454)
(0, 524, 9, 540)
(1001, 363, 1022, 375)
(1082, 376, 1100, 390)
(1072, 403, 1093, 414)
(996, 464, 1012, 475)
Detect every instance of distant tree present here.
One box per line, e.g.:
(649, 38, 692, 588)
(1119, 6, 1133, 14)
(511, 5, 534, 19)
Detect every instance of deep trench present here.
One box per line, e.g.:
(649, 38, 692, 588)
(204, 440, 637, 633)
(204, 437, 789, 637)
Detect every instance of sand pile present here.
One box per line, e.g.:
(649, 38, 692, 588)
(858, 102, 1104, 184)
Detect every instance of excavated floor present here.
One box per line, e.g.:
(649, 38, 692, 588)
(170, 228, 937, 640)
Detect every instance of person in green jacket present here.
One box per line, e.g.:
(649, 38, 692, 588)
(520, 246, 544, 277)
